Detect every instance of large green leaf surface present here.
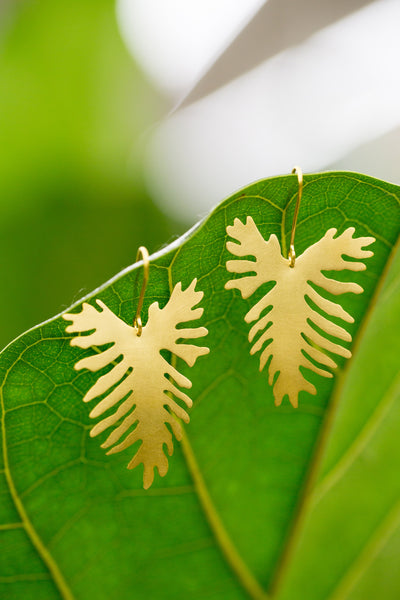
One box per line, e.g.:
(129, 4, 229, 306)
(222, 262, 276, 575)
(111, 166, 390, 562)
(0, 172, 399, 600)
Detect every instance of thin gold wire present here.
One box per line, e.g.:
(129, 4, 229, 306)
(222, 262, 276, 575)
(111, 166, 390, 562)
(288, 166, 303, 268)
(133, 246, 150, 336)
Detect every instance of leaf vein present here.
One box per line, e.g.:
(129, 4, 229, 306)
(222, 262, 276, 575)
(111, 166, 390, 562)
(1, 362, 75, 600)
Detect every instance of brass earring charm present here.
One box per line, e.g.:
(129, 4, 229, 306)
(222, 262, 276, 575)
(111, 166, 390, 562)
(225, 167, 375, 408)
(63, 247, 209, 489)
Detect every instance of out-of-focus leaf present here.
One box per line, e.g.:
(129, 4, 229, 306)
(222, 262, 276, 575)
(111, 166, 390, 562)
(177, 0, 375, 109)
(0, 172, 399, 599)
(0, 0, 171, 347)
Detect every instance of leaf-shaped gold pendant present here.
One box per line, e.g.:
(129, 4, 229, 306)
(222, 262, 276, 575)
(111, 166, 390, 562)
(225, 217, 375, 408)
(63, 279, 209, 489)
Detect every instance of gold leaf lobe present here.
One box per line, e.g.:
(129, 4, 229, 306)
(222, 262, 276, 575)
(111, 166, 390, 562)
(225, 217, 375, 408)
(63, 279, 209, 489)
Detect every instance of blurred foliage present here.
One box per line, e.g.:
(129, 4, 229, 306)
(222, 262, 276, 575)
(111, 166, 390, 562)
(0, 0, 180, 348)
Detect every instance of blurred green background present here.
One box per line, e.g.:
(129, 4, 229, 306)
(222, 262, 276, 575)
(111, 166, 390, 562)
(0, 0, 181, 348)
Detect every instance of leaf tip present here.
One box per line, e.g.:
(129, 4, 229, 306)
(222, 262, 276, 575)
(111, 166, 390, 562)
(95, 299, 106, 310)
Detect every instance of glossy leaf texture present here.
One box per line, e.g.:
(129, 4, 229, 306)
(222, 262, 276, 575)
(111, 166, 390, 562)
(0, 172, 399, 600)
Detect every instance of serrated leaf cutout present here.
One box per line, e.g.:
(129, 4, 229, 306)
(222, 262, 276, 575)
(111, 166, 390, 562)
(63, 279, 209, 489)
(225, 217, 375, 408)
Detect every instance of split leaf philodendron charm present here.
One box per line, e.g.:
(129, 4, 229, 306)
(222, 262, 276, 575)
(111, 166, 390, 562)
(63, 279, 209, 489)
(225, 217, 375, 408)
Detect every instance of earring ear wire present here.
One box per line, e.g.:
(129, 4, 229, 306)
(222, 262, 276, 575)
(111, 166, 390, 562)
(288, 166, 303, 268)
(133, 246, 150, 336)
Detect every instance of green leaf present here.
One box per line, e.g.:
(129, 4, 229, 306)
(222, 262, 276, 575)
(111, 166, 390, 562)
(1, 172, 399, 600)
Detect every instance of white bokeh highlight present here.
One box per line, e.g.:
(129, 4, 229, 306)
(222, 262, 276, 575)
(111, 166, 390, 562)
(116, 0, 264, 97)
(142, 0, 400, 222)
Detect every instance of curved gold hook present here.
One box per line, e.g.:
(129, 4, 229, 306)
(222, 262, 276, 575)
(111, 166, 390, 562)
(133, 246, 150, 336)
(288, 166, 303, 268)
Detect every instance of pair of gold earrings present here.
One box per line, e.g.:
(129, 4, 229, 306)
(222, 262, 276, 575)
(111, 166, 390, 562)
(63, 168, 375, 488)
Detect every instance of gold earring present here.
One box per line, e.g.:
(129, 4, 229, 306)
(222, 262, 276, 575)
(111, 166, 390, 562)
(225, 166, 375, 408)
(63, 246, 209, 489)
